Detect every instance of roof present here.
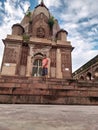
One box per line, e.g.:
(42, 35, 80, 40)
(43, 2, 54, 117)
(56, 29, 68, 37)
(73, 55, 98, 76)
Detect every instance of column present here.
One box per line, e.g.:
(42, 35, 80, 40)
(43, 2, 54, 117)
(26, 45, 33, 77)
(56, 48, 62, 78)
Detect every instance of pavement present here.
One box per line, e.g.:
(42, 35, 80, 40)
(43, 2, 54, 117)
(0, 105, 98, 130)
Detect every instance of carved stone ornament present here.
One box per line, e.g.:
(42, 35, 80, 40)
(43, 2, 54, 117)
(36, 27, 45, 38)
(4, 48, 18, 63)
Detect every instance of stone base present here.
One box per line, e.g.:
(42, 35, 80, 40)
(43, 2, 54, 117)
(0, 76, 98, 104)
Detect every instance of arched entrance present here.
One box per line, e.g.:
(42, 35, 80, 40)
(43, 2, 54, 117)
(80, 76, 84, 80)
(86, 72, 92, 80)
(32, 53, 43, 77)
(32, 59, 42, 76)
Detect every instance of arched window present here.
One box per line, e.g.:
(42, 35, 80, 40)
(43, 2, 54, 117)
(80, 76, 84, 80)
(32, 53, 43, 77)
(86, 72, 92, 80)
(32, 59, 42, 76)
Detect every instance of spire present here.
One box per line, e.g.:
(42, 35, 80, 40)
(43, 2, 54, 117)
(40, 0, 44, 6)
(41, 0, 44, 4)
(35, 0, 48, 10)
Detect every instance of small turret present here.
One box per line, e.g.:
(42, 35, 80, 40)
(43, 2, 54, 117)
(12, 24, 24, 35)
(56, 29, 68, 41)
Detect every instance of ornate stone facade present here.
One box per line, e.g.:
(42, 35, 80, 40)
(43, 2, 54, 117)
(1, 1, 73, 79)
(0, 1, 98, 105)
(4, 48, 17, 63)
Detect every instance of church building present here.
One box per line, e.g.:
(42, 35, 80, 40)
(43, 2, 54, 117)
(1, 0, 73, 79)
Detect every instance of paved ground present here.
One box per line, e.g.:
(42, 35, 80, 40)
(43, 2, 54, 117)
(0, 105, 98, 130)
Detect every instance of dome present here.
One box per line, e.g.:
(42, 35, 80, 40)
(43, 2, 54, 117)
(12, 24, 24, 35)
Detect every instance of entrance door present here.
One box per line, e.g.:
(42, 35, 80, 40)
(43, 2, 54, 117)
(32, 59, 42, 76)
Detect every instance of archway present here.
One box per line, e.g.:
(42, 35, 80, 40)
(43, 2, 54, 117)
(80, 76, 84, 80)
(86, 72, 92, 80)
(32, 59, 42, 76)
(32, 53, 43, 77)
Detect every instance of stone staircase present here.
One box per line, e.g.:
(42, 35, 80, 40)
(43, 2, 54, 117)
(0, 76, 98, 104)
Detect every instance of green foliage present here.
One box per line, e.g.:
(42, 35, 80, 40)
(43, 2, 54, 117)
(23, 34, 30, 42)
(25, 7, 32, 23)
(48, 16, 55, 29)
(25, 7, 31, 17)
(26, 11, 31, 17)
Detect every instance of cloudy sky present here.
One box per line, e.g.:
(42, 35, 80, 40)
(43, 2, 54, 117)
(0, 0, 98, 72)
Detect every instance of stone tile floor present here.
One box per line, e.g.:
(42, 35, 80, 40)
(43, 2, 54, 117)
(0, 104, 98, 130)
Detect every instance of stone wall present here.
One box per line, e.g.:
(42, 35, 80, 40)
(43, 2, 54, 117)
(0, 76, 98, 104)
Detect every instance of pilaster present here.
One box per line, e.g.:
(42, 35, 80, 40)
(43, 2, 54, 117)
(56, 48, 62, 78)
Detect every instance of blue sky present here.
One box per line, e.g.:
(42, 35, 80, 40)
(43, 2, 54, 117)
(0, 0, 98, 72)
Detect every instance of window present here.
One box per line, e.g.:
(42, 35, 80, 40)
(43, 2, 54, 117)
(32, 59, 42, 76)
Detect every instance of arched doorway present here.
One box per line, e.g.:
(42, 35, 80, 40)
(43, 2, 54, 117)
(32, 59, 42, 76)
(80, 76, 84, 80)
(86, 72, 92, 80)
(32, 53, 43, 77)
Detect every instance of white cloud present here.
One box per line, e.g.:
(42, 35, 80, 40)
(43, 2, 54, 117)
(69, 34, 98, 71)
(4, 0, 30, 22)
(72, 49, 98, 71)
(57, 0, 98, 71)
(0, 0, 30, 69)
(0, 24, 10, 70)
(0, 2, 3, 10)
(38, 0, 61, 8)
